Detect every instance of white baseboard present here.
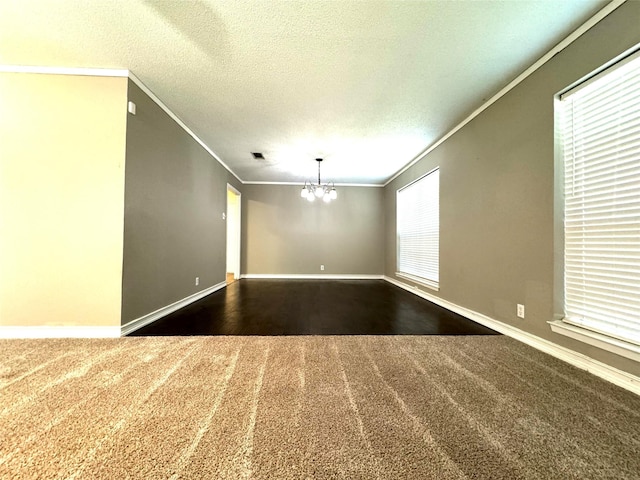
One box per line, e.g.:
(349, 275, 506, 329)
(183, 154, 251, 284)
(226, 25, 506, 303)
(0, 326, 121, 338)
(121, 281, 226, 336)
(383, 276, 640, 396)
(240, 274, 384, 280)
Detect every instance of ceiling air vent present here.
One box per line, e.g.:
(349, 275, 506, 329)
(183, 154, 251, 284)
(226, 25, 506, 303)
(251, 152, 264, 159)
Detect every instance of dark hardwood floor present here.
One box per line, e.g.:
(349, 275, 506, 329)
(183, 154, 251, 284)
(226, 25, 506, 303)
(128, 280, 498, 336)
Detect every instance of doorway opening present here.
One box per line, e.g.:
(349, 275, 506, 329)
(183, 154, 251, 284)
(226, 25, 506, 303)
(226, 184, 241, 284)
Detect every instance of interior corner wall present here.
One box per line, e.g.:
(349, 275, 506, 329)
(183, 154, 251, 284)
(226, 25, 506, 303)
(0, 72, 128, 328)
(121, 80, 242, 325)
(242, 184, 384, 276)
(384, 1, 640, 377)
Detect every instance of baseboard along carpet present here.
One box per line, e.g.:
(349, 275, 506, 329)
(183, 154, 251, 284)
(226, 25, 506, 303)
(1, 336, 639, 479)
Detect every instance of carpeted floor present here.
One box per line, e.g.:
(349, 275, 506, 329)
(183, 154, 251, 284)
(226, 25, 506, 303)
(1, 336, 639, 479)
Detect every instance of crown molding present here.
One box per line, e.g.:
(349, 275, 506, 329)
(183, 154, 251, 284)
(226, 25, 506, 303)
(384, 0, 627, 187)
(242, 181, 383, 187)
(0, 65, 128, 77)
(127, 72, 244, 184)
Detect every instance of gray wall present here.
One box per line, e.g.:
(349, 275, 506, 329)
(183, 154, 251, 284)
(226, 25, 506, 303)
(384, 1, 640, 377)
(121, 80, 242, 325)
(242, 184, 384, 275)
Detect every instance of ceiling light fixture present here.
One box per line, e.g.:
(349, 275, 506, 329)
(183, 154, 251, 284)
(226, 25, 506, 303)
(300, 158, 337, 203)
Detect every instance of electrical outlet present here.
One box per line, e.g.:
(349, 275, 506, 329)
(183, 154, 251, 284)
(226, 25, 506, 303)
(320, 265, 325, 271)
(517, 304, 525, 319)
(195, 277, 199, 286)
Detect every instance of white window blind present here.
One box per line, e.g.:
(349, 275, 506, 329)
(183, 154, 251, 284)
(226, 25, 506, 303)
(560, 52, 640, 346)
(397, 168, 439, 289)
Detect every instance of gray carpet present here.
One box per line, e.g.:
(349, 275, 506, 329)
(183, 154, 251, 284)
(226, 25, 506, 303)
(0, 336, 638, 479)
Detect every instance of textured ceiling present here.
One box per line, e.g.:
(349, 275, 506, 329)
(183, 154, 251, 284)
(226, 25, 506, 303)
(0, 0, 609, 184)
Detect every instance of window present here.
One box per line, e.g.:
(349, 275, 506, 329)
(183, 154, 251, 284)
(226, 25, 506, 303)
(556, 51, 640, 352)
(396, 168, 439, 290)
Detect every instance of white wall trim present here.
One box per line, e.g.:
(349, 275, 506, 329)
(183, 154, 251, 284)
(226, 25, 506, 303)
(0, 326, 121, 338)
(127, 73, 243, 185)
(121, 281, 226, 336)
(396, 272, 439, 292)
(242, 181, 384, 187)
(383, 275, 640, 396)
(227, 183, 241, 196)
(226, 183, 242, 281)
(549, 320, 640, 363)
(0, 65, 129, 77)
(241, 274, 384, 280)
(383, 0, 627, 187)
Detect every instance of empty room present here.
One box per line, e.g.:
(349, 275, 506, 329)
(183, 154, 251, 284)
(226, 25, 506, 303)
(1, 0, 639, 478)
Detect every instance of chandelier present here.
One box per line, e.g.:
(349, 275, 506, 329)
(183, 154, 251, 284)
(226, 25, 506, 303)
(300, 158, 337, 203)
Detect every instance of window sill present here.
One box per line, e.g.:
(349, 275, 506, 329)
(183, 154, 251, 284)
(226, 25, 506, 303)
(395, 273, 439, 292)
(548, 320, 640, 363)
